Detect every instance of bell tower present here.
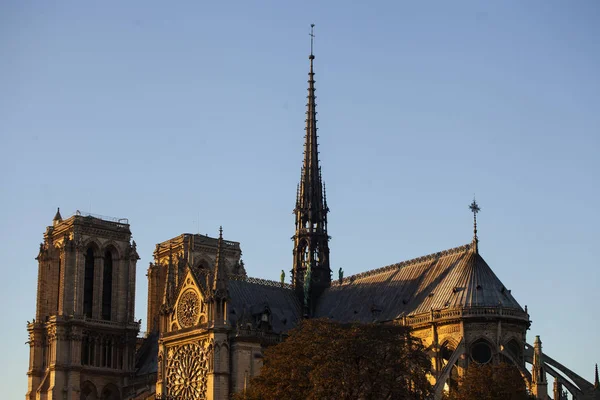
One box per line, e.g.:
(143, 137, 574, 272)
(292, 25, 331, 316)
(26, 210, 140, 400)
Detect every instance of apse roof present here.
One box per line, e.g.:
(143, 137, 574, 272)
(314, 242, 524, 323)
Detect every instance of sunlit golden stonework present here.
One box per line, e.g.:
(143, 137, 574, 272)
(165, 342, 209, 399)
(27, 35, 599, 400)
(176, 291, 200, 329)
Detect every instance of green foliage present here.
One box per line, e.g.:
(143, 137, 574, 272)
(233, 318, 432, 400)
(444, 362, 535, 400)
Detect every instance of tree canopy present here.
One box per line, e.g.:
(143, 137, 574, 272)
(235, 318, 432, 400)
(445, 362, 534, 400)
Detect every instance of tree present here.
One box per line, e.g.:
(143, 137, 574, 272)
(445, 362, 534, 400)
(234, 318, 432, 400)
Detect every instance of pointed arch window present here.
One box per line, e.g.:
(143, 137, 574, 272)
(102, 250, 113, 320)
(83, 248, 95, 318)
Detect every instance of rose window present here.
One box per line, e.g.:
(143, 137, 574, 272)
(177, 290, 200, 328)
(165, 342, 208, 399)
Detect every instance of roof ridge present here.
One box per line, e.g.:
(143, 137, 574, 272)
(229, 274, 294, 290)
(334, 243, 472, 285)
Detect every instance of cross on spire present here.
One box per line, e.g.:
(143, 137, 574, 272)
(469, 197, 480, 253)
(309, 24, 315, 57)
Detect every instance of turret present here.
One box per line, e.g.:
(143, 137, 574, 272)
(52, 207, 62, 226)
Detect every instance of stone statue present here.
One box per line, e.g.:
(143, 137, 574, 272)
(280, 270, 285, 285)
(303, 265, 312, 307)
(338, 267, 344, 283)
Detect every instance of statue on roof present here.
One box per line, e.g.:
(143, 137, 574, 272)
(280, 270, 285, 286)
(338, 267, 344, 283)
(303, 265, 312, 308)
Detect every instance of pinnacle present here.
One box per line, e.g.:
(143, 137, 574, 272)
(53, 207, 62, 222)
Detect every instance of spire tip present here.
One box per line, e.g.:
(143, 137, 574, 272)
(309, 24, 315, 58)
(469, 196, 480, 253)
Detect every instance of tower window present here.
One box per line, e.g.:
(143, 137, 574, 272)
(102, 250, 113, 320)
(83, 248, 94, 318)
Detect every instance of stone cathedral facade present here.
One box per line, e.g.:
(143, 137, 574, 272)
(27, 46, 599, 400)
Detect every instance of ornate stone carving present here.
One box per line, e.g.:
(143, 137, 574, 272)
(165, 342, 208, 399)
(177, 291, 200, 328)
(157, 352, 163, 380)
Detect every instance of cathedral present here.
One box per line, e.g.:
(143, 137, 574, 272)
(27, 36, 599, 400)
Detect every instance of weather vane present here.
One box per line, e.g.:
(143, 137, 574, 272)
(310, 24, 315, 56)
(469, 197, 480, 251)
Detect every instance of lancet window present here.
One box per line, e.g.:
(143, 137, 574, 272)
(83, 248, 95, 318)
(102, 250, 113, 320)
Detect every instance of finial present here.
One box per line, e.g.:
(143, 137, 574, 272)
(53, 207, 63, 224)
(219, 225, 223, 239)
(469, 196, 480, 253)
(594, 363, 599, 388)
(309, 24, 315, 59)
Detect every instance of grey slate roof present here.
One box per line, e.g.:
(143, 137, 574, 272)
(227, 277, 302, 334)
(187, 267, 301, 334)
(314, 243, 524, 323)
(135, 332, 158, 375)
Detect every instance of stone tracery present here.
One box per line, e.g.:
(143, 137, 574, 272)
(177, 290, 200, 328)
(165, 342, 208, 399)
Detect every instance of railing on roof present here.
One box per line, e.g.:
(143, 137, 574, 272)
(402, 306, 529, 326)
(40, 315, 140, 330)
(73, 210, 129, 225)
(229, 274, 294, 289)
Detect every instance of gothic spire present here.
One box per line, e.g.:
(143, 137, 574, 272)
(292, 24, 331, 315)
(163, 244, 175, 306)
(213, 226, 228, 296)
(296, 24, 326, 224)
(594, 363, 599, 389)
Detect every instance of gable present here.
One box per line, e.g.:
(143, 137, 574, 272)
(171, 270, 208, 331)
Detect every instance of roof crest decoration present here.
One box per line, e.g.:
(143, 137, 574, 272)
(229, 274, 294, 289)
(333, 243, 472, 285)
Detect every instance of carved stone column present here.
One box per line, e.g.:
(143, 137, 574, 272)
(127, 248, 138, 323)
(74, 240, 85, 317)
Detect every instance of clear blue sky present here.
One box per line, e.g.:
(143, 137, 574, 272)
(1, 1, 598, 397)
